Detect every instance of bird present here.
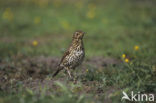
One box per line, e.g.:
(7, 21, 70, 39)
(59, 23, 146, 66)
(53, 31, 85, 78)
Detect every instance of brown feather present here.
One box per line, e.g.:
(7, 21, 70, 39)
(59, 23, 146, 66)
(53, 31, 85, 78)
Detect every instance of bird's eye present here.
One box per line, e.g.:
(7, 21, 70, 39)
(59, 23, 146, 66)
(75, 32, 79, 36)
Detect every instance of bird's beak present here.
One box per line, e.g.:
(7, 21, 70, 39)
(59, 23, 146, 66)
(82, 32, 85, 37)
(82, 32, 85, 39)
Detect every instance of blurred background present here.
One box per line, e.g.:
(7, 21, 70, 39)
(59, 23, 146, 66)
(0, 0, 156, 103)
(0, 0, 155, 60)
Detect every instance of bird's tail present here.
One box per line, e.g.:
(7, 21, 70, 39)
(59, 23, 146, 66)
(53, 66, 63, 77)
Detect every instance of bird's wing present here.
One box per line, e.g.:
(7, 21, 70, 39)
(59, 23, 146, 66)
(53, 50, 70, 77)
(60, 50, 70, 64)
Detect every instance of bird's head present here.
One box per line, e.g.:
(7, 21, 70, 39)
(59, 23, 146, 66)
(73, 31, 85, 40)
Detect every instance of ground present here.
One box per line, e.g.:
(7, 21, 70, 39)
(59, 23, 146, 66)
(0, 0, 156, 103)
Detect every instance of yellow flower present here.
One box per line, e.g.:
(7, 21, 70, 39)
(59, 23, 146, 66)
(86, 10, 95, 19)
(122, 54, 126, 59)
(32, 40, 38, 46)
(34, 17, 41, 24)
(61, 20, 70, 30)
(134, 45, 139, 51)
(2, 8, 14, 21)
(125, 58, 129, 63)
(86, 69, 88, 72)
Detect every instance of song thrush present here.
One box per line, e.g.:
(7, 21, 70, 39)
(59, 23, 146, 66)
(53, 31, 85, 78)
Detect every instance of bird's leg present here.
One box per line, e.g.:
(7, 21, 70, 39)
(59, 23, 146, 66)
(65, 67, 72, 78)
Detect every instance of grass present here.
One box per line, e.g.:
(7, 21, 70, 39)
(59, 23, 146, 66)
(0, 0, 156, 103)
